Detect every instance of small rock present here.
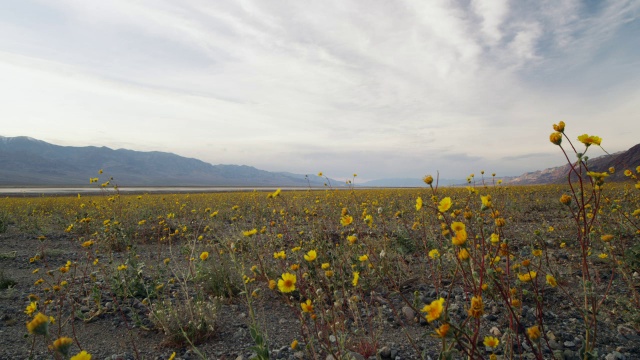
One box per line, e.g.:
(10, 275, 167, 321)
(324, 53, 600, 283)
(348, 352, 366, 360)
(548, 339, 563, 350)
(605, 351, 626, 360)
(563, 341, 576, 348)
(617, 324, 638, 340)
(489, 326, 501, 337)
(401, 306, 416, 321)
(378, 346, 391, 359)
(563, 350, 576, 360)
(484, 314, 498, 321)
(325, 355, 335, 360)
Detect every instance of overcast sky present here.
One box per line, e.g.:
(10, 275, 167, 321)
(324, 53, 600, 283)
(1, 1, 638, 181)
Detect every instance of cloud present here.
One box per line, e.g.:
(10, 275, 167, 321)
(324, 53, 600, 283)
(1, 0, 639, 180)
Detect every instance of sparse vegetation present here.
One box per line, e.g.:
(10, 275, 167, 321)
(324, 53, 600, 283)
(0, 123, 638, 359)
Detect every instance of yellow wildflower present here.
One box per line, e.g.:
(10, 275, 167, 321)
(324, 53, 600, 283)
(199, 251, 209, 261)
(546, 274, 557, 287)
(321, 262, 330, 269)
(291, 339, 299, 349)
(268, 279, 276, 290)
(26, 312, 49, 335)
(243, 228, 258, 237)
(352, 271, 360, 286)
(452, 229, 467, 246)
(549, 132, 562, 145)
(458, 248, 470, 260)
(51, 337, 74, 356)
(518, 271, 537, 282)
(438, 197, 452, 213)
(277, 273, 297, 293)
(532, 249, 542, 257)
(117, 264, 127, 271)
(25, 302, 37, 316)
(421, 297, 445, 323)
(273, 251, 286, 259)
(481, 195, 492, 209)
(428, 249, 440, 259)
(340, 215, 354, 226)
(527, 325, 541, 340)
(553, 121, 565, 132)
(468, 296, 484, 318)
(560, 194, 571, 205)
(435, 323, 450, 338)
(304, 250, 317, 262)
(70, 351, 92, 360)
(423, 175, 434, 185)
(416, 197, 423, 211)
(601, 234, 614, 242)
(359, 254, 369, 262)
(483, 336, 499, 348)
(451, 222, 465, 232)
(300, 299, 314, 313)
(577, 134, 602, 146)
(81, 240, 95, 248)
(490, 233, 500, 244)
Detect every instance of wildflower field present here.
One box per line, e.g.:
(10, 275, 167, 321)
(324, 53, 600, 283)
(1, 124, 640, 360)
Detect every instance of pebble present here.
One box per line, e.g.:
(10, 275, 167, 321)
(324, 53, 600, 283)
(401, 306, 415, 321)
(378, 346, 391, 359)
(548, 339, 563, 350)
(563, 341, 576, 348)
(489, 326, 501, 337)
(605, 351, 626, 360)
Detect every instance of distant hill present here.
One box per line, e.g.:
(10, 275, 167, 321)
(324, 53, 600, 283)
(507, 143, 640, 185)
(359, 178, 464, 187)
(0, 136, 337, 187)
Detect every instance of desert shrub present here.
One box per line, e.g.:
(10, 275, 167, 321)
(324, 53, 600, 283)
(0, 210, 8, 233)
(149, 296, 220, 346)
(198, 256, 241, 298)
(0, 270, 16, 289)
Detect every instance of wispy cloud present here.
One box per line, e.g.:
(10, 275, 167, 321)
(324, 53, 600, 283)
(0, 0, 638, 180)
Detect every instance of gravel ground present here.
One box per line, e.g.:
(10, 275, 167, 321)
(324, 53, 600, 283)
(1, 228, 639, 360)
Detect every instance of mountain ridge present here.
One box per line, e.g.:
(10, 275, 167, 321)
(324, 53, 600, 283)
(506, 143, 640, 185)
(0, 136, 336, 187)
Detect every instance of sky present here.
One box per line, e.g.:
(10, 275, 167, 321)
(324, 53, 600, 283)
(1, 0, 639, 182)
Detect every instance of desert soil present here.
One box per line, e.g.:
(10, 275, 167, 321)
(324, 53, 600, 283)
(1, 227, 639, 360)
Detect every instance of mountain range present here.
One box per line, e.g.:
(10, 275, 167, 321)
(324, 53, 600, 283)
(0, 136, 334, 187)
(1, 136, 638, 187)
(506, 143, 640, 185)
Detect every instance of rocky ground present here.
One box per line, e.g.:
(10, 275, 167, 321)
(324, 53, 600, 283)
(1, 227, 639, 360)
